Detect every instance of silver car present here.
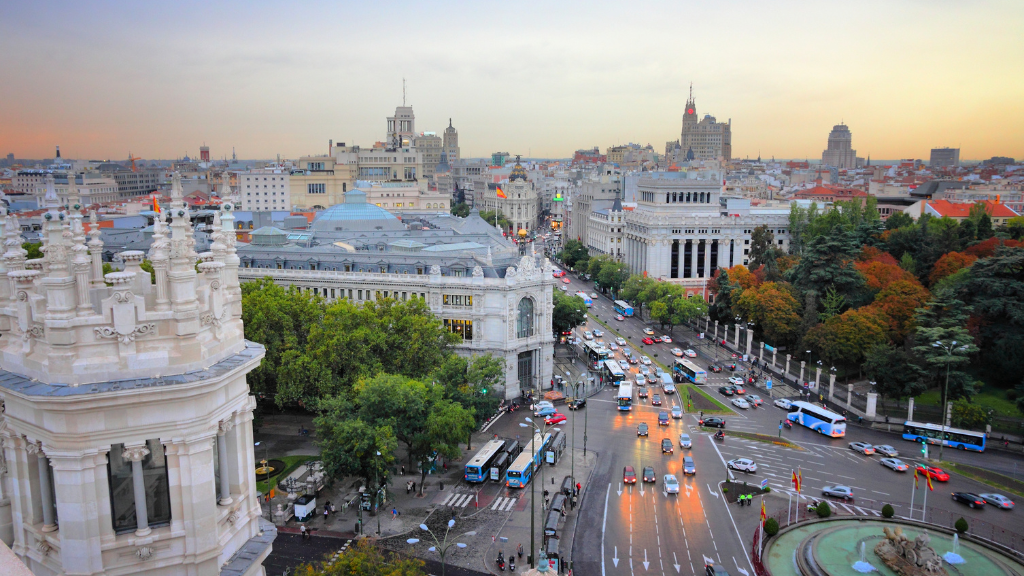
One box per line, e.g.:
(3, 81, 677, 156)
(874, 444, 898, 457)
(980, 493, 1015, 510)
(683, 456, 696, 476)
(679, 433, 692, 448)
(822, 485, 854, 500)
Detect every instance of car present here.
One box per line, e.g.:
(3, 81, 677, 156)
(664, 382, 676, 394)
(641, 355, 652, 365)
(638, 386, 649, 398)
(655, 366, 666, 377)
(705, 562, 730, 576)
(662, 438, 674, 453)
(700, 417, 726, 428)
(642, 466, 656, 483)
(567, 398, 587, 410)
(664, 474, 680, 494)
(728, 376, 744, 386)
(618, 360, 630, 370)
(849, 442, 875, 455)
(679, 433, 692, 448)
(874, 445, 898, 457)
(671, 348, 684, 357)
(651, 394, 662, 406)
(651, 336, 663, 343)
(623, 466, 637, 484)
(979, 493, 1015, 510)
(593, 329, 604, 337)
(732, 397, 750, 409)
(952, 492, 987, 509)
(562, 277, 571, 284)
(642, 337, 655, 345)
(916, 465, 950, 482)
(683, 455, 696, 475)
(732, 385, 746, 395)
(658, 411, 669, 425)
(727, 458, 757, 473)
(822, 485, 854, 500)
(534, 405, 557, 417)
(661, 336, 672, 343)
(615, 314, 625, 321)
(643, 328, 655, 335)
(628, 356, 639, 365)
(640, 365, 651, 376)
(718, 386, 735, 396)
(616, 337, 627, 346)
(637, 423, 649, 436)
(709, 364, 723, 373)
(545, 412, 567, 425)
(684, 349, 697, 358)
(535, 400, 554, 409)
(727, 363, 737, 371)
(774, 398, 793, 409)
(609, 342, 618, 351)
(880, 458, 909, 472)
(560, 285, 568, 291)
(745, 394, 764, 407)
(636, 375, 646, 386)
(590, 293, 599, 299)
(672, 405, 683, 419)
(584, 331, 594, 340)
(730, 353, 739, 359)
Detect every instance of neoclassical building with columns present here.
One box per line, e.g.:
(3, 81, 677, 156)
(623, 172, 791, 294)
(0, 174, 273, 575)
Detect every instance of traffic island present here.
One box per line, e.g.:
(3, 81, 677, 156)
(726, 429, 804, 450)
(722, 480, 770, 504)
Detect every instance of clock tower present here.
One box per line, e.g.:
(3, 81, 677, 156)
(681, 83, 697, 139)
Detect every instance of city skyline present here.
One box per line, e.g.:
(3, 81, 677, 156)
(1, 1, 1022, 162)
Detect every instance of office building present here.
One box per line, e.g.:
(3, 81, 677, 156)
(567, 165, 622, 247)
(929, 147, 961, 168)
(238, 169, 291, 211)
(443, 119, 460, 164)
(665, 86, 732, 162)
(821, 123, 859, 169)
(413, 133, 442, 181)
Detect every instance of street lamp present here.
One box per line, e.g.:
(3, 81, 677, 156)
(520, 417, 562, 569)
(931, 340, 969, 462)
(406, 519, 473, 576)
(375, 450, 382, 535)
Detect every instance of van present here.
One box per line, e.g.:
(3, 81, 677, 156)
(661, 373, 676, 393)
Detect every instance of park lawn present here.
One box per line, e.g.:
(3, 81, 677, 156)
(256, 454, 318, 495)
(916, 385, 1019, 417)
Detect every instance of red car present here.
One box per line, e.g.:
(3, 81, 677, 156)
(545, 412, 567, 425)
(623, 466, 637, 484)
(642, 337, 655, 345)
(562, 278, 571, 284)
(916, 465, 950, 482)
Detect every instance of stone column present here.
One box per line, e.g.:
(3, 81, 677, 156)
(759, 341, 764, 363)
(772, 349, 777, 369)
(123, 444, 152, 536)
(866, 393, 878, 418)
(815, 366, 822, 393)
(733, 325, 740, 348)
(846, 384, 854, 408)
(829, 372, 836, 402)
(28, 443, 57, 532)
(745, 329, 753, 358)
(689, 240, 697, 279)
(784, 354, 791, 378)
(798, 361, 805, 386)
(907, 397, 915, 422)
(703, 239, 711, 278)
(217, 421, 234, 505)
(713, 320, 718, 344)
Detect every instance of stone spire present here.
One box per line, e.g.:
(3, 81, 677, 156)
(148, 211, 171, 311)
(70, 195, 92, 316)
(87, 210, 105, 287)
(167, 172, 200, 313)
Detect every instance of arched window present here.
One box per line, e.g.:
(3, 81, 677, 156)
(517, 297, 535, 338)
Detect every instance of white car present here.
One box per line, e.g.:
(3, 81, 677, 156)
(849, 442, 875, 455)
(643, 327, 655, 335)
(593, 329, 604, 337)
(590, 293, 599, 299)
(664, 474, 680, 494)
(728, 376, 744, 386)
(727, 458, 757, 473)
(560, 285, 568, 291)
(671, 348, 684, 357)
(822, 485, 854, 500)
(880, 458, 909, 472)
(618, 360, 629, 370)
(774, 398, 793, 409)
(635, 375, 646, 386)
(641, 355, 652, 365)
(874, 445, 898, 457)
(731, 397, 750, 409)
(609, 343, 619, 351)
(664, 383, 676, 394)
(616, 337, 627, 346)
(584, 331, 594, 340)
(679, 433, 692, 448)
(661, 336, 672, 343)
(684, 349, 697, 358)
(980, 493, 1015, 510)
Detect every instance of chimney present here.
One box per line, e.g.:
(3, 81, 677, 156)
(329, 139, 333, 155)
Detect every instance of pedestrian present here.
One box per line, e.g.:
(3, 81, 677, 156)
(401, 464, 406, 476)
(575, 482, 581, 495)
(324, 506, 330, 521)
(412, 481, 416, 493)
(392, 507, 398, 520)
(300, 524, 307, 540)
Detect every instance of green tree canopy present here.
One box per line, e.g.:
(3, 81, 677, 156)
(913, 289, 979, 403)
(863, 343, 925, 405)
(557, 239, 590, 270)
(962, 246, 1024, 387)
(552, 288, 588, 335)
(450, 202, 470, 217)
(479, 209, 511, 232)
(315, 395, 398, 488)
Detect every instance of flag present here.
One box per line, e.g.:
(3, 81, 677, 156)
(798, 468, 803, 493)
(496, 186, 507, 199)
(760, 499, 767, 523)
(792, 470, 798, 491)
(914, 468, 919, 489)
(153, 197, 161, 214)
(927, 473, 934, 492)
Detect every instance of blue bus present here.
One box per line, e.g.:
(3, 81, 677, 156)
(616, 383, 634, 411)
(506, 433, 551, 488)
(673, 358, 707, 384)
(613, 300, 634, 317)
(465, 439, 506, 482)
(602, 359, 626, 385)
(575, 291, 593, 307)
(583, 340, 609, 370)
(902, 421, 986, 452)
(786, 401, 846, 437)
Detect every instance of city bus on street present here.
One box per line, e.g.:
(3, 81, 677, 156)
(602, 359, 626, 385)
(575, 291, 593, 307)
(613, 300, 634, 317)
(673, 358, 708, 384)
(582, 340, 609, 370)
(616, 382, 634, 411)
(506, 433, 551, 488)
(465, 438, 507, 483)
(902, 421, 986, 452)
(786, 401, 846, 437)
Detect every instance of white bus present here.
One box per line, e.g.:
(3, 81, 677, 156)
(616, 383, 634, 411)
(464, 438, 506, 483)
(673, 358, 707, 384)
(602, 359, 626, 385)
(786, 401, 846, 437)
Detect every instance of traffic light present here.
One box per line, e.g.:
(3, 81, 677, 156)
(920, 441, 928, 458)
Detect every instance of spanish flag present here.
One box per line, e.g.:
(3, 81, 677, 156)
(926, 473, 934, 492)
(153, 197, 161, 214)
(792, 470, 799, 492)
(760, 499, 767, 523)
(914, 468, 919, 489)
(496, 186, 507, 199)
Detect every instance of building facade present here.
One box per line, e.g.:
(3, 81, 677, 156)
(665, 88, 732, 162)
(821, 124, 858, 169)
(567, 166, 622, 246)
(27, 173, 120, 206)
(360, 181, 450, 212)
(443, 120, 460, 165)
(586, 195, 625, 259)
(413, 134, 442, 181)
(480, 159, 538, 233)
(238, 169, 291, 211)
(0, 175, 273, 575)
(929, 147, 961, 168)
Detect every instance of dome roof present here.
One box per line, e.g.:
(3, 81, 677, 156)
(509, 158, 528, 182)
(309, 190, 399, 233)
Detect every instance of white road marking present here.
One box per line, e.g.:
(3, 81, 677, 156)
(602, 484, 610, 576)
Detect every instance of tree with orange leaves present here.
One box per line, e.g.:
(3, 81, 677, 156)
(734, 282, 802, 346)
(872, 280, 931, 339)
(928, 252, 977, 286)
(803, 306, 889, 371)
(855, 259, 916, 294)
(725, 265, 759, 290)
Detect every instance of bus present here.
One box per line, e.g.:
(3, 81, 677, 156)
(902, 421, 986, 452)
(465, 439, 506, 483)
(673, 358, 707, 384)
(602, 359, 626, 385)
(575, 291, 593, 307)
(582, 340, 609, 370)
(613, 300, 634, 317)
(506, 433, 551, 488)
(616, 382, 634, 411)
(786, 401, 846, 437)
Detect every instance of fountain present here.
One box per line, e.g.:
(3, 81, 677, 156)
(851, 542, 876, 573)
(942, 533, 965, 565)
(255, 458, 275, 476)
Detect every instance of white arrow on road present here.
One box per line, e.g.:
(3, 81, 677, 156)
(643, 549, 649, 570)
(685, 484, 693, 497)
(707, 484, 719, 498)
(639, 483, 645, 497)
(673, 553, 681, 573)
(617, 483, 623, 497)
(734, 557, 750, 576)
(613, 546, 619, 567)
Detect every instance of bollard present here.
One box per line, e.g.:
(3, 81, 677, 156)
(439, 481, 444, 491)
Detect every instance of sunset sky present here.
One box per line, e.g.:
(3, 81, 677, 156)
(2, 0, 1022, 162)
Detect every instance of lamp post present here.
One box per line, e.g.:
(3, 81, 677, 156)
(931, 340, 969, 462)
(375, 450, 382, 535)
(520, 417, 561, 569)
(406, 519, 473, 576)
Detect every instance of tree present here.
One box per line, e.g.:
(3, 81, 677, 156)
(295, 540, 426, 576)
(899, 252, 917, 276)
(872, 280, 931, 340)
(710, 269, 738, 323)
(315, 396, 398, 489)
(962, 246, 1024, 387)
(619, 275, 656, 318)
(587, 254, 613, 279)
(817, 284, 846, 323)
(950, 398, 991, 430)
(764, 517, 780, 537)
(913, 289, 979, 403)
(863, 343, 925, 406)
(431, 354, 504, 442)
(803, 307, 888, 374)
(552, 288, 588, 336)
(22, 242, 42, 259)
(955, 518, 969, 534)
(733, 282, 802, 346)
(882, 504, 895, 518)
(749, 225, 780, 270)
(885, 212, 914, 231)
(479, 210, 511, 232)
(928, 252, 976, 287)
(354, 374, 437, 471)
(557, 239, 589, 270)
(789, 230, 864, 304)
(418, 399, 475, 492)
(450, 202, 470, 217)
(597, 261, 631, 295)
(1004, 216, 1024, 240)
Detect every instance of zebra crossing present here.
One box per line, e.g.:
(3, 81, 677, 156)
(490, 496, 518, 512)
(439, 492, 476, 508)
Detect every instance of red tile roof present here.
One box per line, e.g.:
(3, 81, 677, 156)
(927, 199, 1019, 218)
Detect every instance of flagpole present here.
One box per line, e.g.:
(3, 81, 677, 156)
(787, 492, 792, 525)
(922, 478, 928, 522)
(909, 475, 916, 520)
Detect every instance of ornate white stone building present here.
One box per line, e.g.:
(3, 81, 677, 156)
(480, 157, 539, 233)
(0, 174, 274, 575)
